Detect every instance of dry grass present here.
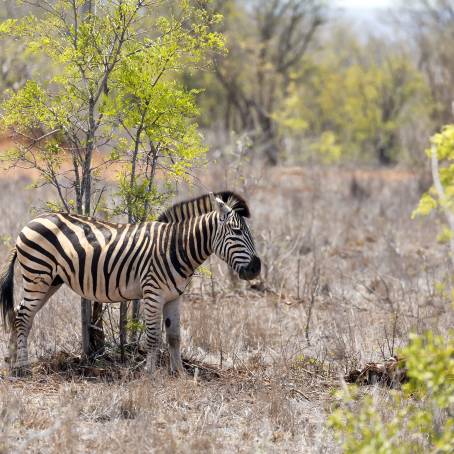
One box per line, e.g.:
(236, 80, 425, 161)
(0, 162, 452, 452)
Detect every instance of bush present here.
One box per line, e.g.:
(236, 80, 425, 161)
(329, 331, 454, 453)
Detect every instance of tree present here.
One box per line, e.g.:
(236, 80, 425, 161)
(0, 0, 223, 359)
(398, 0, 454, 126)
(106, 7, 221, 353)
(275, 32, 432, 164)
(202, 0, 325, 165)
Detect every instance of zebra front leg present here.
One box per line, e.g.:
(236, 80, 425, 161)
(163, 297, 185, 375)
(143, 294, 164, 375)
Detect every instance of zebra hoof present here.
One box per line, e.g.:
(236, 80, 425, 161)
(169, 363, 186, 377)
(144, 363, 157, 377)
(170, 368, 186, 377)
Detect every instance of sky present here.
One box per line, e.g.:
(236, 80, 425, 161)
(333, 0, 398, 36)
(336, 0, 394, 9)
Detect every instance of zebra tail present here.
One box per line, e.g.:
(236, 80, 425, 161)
(0, 247, 17, 331)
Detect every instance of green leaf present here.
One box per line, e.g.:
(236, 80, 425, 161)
(412, 192, 437, 218)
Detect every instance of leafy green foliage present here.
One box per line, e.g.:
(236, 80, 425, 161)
(0, 0, 224, 216)
(432, 125, 454, 161)
(309, 131, 342, 163)
(414, 193, 438, 218)
(103, 1, 223, 221)
(114, 171, 171, 222)
(329, 331, 454, 454)
(126, 318, 145, 334)
(403, 332, 454, 409)
(195, 264, 212, 278)
(273, 29, 432, 163)
(413, 126, 454, 249)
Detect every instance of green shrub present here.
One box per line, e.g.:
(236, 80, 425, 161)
(329, 331, 454, 453)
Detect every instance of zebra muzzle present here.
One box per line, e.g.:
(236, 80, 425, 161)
(239, 256, 261, 280)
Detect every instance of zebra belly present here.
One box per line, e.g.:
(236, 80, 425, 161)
(56, 264, 144, 303)
(158, 275, 191, 303)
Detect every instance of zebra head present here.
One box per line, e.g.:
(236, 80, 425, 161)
(210, 194, 261, 280)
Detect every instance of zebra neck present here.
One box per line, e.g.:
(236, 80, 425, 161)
(180, 212, 217, 274)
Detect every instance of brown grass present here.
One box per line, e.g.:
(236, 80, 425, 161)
(0, 161, 452, 452)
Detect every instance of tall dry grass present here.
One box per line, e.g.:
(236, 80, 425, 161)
(0, 161, 451, 452)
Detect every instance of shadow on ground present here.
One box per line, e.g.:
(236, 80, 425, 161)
(1, 348, 221, 383)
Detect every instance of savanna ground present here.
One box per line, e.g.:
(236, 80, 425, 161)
(0, 157, 452, 453)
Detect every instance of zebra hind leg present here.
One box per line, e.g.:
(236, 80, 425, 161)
(143, 293, 164, 376)
(12, 282, 61, 375)
(6, 323, 17, 366)
(163, 297, 185, 375)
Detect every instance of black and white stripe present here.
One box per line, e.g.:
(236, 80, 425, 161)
(0, 191, 261, 374)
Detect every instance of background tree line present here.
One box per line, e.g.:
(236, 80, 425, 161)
(193, 0, 453, 166)
(2, 1, 454, 168)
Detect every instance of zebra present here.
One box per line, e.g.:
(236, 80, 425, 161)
(0, 191, 261, 374)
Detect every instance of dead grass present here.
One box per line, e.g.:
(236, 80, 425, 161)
(0, 162, 452, 452)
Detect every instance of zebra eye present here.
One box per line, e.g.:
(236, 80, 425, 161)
(231, 227, 242, 234)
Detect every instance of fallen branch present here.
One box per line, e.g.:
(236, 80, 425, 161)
(345, 356, 407, 388)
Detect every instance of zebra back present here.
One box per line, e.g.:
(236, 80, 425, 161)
(157, 191, 250, 223)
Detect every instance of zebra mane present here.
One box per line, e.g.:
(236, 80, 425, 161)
(157, 191, 250, 223)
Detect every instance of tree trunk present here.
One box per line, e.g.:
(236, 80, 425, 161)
(119, 124, 145, 351)
(81, 298, 91, 357)
(80, 0, 104, 359)
(377, 134, 396, 166)
(127, 141, 158, 345)
(119, 301, 128, 360)
(90, 300, 105, 355)
(258, 111, 279, 166)
(262, 129, 279, 166)
(79, 134, 106, 357)
(129, 300, 141, 344)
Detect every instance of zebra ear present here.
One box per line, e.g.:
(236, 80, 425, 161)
(209, 192, 231, 221)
